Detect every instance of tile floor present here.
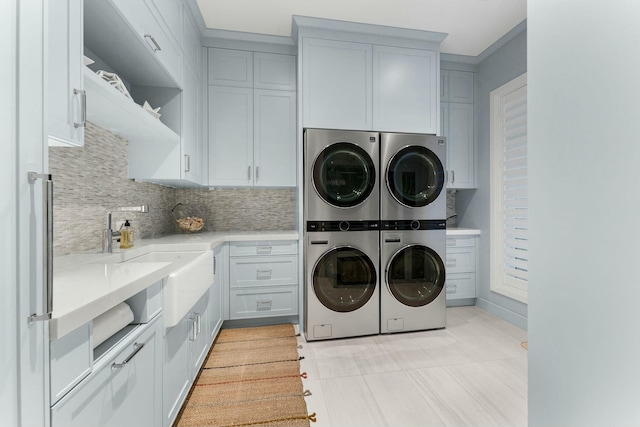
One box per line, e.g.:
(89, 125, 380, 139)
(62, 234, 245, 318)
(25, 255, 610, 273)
(297, 306, 528, 427)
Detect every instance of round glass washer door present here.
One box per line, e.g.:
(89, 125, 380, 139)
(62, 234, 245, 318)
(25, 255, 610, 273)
(313, 142, 376, 208)
(312, 246, 377, 312)
(386, 244, 445, 307)
(386, 146, 445, 207)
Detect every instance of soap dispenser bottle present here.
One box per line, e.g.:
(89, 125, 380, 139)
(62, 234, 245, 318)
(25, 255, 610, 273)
(120, 220, 133, 249)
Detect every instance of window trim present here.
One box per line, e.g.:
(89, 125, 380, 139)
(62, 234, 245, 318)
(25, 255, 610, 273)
(490, 72, 528, 303)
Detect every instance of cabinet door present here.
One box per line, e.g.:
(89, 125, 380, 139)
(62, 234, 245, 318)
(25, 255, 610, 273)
(254, 53, 296, 91)
(47, 0, 84, 146)
(373, 45, 438, 133)
(163, 318, 191, 427)
(147, 0, 183, 50)
(209, 245, 225, 340)
(302, 38, 372, 130)
(189, 293, 210, 380)
(51, 321, 162, 427)
(182, 68, 204, 184)
(447, 103, 475, 188)
(208, 48, 253, 87)
(254, 89, 296, 187)
(208, 86, 254, 186)
(448, 71, 474, 103)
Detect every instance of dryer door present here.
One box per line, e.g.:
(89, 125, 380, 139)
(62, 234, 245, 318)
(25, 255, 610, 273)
(386, 146, 445, 207)
(312, 246, 377, 312)
(312, 142, 376, 208)
(386, 244, 445, 307)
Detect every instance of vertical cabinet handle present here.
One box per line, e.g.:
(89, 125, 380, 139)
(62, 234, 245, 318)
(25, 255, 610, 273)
(28, 172, 53, 323)
(73, 89, 86, 129)
(184, 154, 191, 173)
(247, 166, 251, 181)
(256, 166, 259, 181)
(451, 170, 455, 184)
(144, 34, 162, 52)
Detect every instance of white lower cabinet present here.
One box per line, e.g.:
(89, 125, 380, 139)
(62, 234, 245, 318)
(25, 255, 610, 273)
(228, 241, 299, 320)
(209, 244, 225, 340)
(51, 315, 163, 427)
(163, 291, 212, 427)
(446, 235, 479, 304)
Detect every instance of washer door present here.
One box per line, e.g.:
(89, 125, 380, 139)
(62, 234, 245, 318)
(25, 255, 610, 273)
(386, 146, 445, 207)
(386, 244, 445, 307)
(312, 246, 377, 312)
(313, 142, 376, 208)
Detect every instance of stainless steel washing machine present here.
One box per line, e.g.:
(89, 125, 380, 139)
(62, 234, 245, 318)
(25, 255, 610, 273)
(304, 128, 380, 222)
(380, 221, 446, 333)
(305, 221, 380, 341)
(380, 132, 446, 221)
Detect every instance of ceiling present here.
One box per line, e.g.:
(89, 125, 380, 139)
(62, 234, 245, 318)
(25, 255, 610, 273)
(195, 0, 527, 57)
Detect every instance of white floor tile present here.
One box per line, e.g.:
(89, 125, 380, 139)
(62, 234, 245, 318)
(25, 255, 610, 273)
(321, 376, 388, 427)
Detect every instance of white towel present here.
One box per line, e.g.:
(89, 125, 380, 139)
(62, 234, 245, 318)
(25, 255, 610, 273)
(92, 302, 134, 349)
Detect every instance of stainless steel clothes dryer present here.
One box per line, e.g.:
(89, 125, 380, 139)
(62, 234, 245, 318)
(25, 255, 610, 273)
(304, 128, 380, 222)
(380, 133, 446, 221)
(380, 221, 446, 333)
(305, 222, 380, 341)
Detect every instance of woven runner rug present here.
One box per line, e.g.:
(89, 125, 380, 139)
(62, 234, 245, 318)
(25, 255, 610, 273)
(175, 324, 314, 427)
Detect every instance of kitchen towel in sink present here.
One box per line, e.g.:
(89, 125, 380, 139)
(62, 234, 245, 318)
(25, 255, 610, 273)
(92, 302, 134, 349)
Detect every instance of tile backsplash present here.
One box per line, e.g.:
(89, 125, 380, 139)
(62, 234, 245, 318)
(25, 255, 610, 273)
(50, 122, 296, 256)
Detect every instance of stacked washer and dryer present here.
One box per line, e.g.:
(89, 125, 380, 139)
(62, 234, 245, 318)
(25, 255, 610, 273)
(304, 128, 447, 341)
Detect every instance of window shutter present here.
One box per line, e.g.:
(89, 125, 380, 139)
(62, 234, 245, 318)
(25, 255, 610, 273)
(490, 72, 528, 303)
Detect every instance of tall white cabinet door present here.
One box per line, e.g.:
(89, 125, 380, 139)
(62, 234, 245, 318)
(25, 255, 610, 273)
(254, 89, 297, 187)
(47, 0, 84, 146)
(447, 103, 475, 188)
(302, 38, 372, 130)
(182, 68, 204, 184)
(208, 86, 254, 186)
(373, 45, 438, 133)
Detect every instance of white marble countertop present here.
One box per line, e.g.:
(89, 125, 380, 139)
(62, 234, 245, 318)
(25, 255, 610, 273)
(51, 230, 299, 340)
(446, 227, 481, 236)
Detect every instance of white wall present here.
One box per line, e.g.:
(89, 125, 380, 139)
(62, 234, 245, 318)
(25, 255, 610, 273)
(529, 2, 640, 425)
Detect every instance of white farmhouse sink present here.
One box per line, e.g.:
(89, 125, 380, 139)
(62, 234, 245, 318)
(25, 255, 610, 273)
(125, 251, 213, 327)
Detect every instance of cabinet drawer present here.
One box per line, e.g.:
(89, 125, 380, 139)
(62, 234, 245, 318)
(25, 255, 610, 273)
(446, 247, 475, 273)
(230, 285, 298, 319)
(230, 255, 297, 288)
(446, 236, 476, 247)
(50, 323, 92, 405)
(229, 240, 298, 257)
(51, 317, 162, 427)
(446, 273, 476, 299)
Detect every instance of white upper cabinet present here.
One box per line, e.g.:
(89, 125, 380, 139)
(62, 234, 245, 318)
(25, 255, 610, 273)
(254, 53, 296, 91)
(442, 70, 474, 103)
(109, 0, 183, 87)
(208, 48, 254, 88)
(208, 49, 297, 187)
(302, 38, 372, 130)
(48, 0, 85, 147)
(181, 67, 204, 184)
(373, 45, 438, 133)
(208, 85, 254, 186)
(302, 37, 439, 133)
(254, 89, 297, 187)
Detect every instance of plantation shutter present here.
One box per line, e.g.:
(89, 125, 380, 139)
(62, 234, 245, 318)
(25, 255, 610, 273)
(501, 85, 528, 287)
(490, 72, 527, 303)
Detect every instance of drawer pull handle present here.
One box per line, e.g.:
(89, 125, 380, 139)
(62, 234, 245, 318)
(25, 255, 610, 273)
(446, 259, 457, 267)
(256, 300, 272, 311)
(112, 343, 144, 370)
(144, 34, 162, 52)
(257, 245, 272, 254)
(257, 269, 272, 279)
(446, 284, 457, 294)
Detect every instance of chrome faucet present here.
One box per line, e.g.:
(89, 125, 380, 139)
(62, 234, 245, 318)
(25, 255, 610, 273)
(103, 205, 149, 253)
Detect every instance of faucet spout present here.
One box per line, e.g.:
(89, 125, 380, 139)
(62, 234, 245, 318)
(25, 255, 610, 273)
(103, 205, 149, 253)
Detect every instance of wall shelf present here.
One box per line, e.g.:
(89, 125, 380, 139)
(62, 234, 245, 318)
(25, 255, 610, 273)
(83, 67, 180, 145)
